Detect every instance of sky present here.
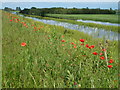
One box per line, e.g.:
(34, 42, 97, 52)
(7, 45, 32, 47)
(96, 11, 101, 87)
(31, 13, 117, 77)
(1, 0, 120, 2)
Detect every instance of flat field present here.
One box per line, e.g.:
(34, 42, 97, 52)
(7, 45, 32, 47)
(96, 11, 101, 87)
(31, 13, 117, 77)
(47, 14, 119, 24)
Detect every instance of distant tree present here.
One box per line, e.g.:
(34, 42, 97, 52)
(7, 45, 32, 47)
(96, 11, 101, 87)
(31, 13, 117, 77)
(4, 7, 9, 11)
(19, 8, 30, 14)
(4, 7, 15, 11)
(16, 7, 21, 11)
(31, 7, 37, 9)
(86, 7, 89, 9)
(110, 8, 112, 11)
(19, 7, 21, 11)
(73, 7, 77, 9)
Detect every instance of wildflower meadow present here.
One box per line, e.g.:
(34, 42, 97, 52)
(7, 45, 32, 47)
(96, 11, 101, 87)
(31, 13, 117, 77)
(2, 11, 119, 88)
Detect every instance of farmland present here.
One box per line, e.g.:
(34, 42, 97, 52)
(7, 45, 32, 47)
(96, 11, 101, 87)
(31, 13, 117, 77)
(46, 14, 119, 24)
(2, 11, 119, 88)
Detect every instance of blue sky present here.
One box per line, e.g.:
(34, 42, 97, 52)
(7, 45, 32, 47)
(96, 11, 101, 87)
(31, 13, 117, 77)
(1, 0, 120, 2)
(1, 0, 118, 10)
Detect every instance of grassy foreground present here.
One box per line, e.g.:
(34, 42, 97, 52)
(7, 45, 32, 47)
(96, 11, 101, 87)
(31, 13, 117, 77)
(2, 11, 119, 88)
(24, 14, 119, 33)
(47, 14, 119, 24)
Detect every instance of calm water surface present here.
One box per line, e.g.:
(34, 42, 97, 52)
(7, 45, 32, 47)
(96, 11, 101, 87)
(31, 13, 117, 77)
(12, 12, 119, 41)
(26, 17, 119, 41)
(77, 19, 120, 26)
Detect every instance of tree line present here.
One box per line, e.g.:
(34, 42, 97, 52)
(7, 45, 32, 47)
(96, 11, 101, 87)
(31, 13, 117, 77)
(3, 7, 116, 15)
(4, 7, 21, 12)
(19, 7, 116, 16)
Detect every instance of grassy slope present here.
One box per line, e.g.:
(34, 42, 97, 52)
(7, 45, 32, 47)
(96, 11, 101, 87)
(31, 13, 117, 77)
(24, 14, 119, 33)
(0, 10, 2, 89)
(2, 11, 119, 88)
(47, 14, 119, 24)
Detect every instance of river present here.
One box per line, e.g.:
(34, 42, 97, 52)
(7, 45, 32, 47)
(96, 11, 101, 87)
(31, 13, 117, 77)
(77, 19, 120, 26)
(12, 12, 119, 41)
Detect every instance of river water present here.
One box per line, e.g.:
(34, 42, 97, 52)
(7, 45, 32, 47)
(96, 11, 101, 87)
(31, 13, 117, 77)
(77, 19, 120, 26)
(12, 12, 119, 41)
(26, 17, 119, 41)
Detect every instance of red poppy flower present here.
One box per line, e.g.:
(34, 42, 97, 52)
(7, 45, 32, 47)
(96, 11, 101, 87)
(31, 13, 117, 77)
(99, 53, 103, 55)
(107, 65, 113, 68)
(38, 28, 41, 30)
(61, 40, 65, 42)
(86, 44, 89, 48)
(34, 27, 36, 29)
(62, 44, 64, 46)
(80, 43, 84, 45)
(80, 39, 85, 42)
(102, 49, 106, 51)
(21, 42, 26, 46)
(91, 45, 95, 48)
(9, 20, 13, 21)
(61, 35, 64, 38)
(74, 46, 77, 48)
(23, 24, 27, 26)
(100, 56, 105, 60)
(70, 42, 74, 45)
(70, 43, 75, 45)
(93, 52, 98, 55)
(108, 59, 114, 63)
(89, 47, 92, 49)
(16, 19, 20, 21)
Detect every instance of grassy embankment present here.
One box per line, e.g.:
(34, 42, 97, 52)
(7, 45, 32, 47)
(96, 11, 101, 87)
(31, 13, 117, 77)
(2, 11, 119, 88)
(0, 10, 2, 90)
(24, 14, 119, 33)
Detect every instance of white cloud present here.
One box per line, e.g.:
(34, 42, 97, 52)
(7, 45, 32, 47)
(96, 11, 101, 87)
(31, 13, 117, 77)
(1, 0, 120, 2)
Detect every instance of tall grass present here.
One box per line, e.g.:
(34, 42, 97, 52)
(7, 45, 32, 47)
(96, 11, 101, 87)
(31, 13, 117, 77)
(0, 10, 2, 89)
(2, 11, 119, 88)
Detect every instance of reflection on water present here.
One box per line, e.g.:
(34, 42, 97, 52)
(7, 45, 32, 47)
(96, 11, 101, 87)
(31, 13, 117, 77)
(77, 19, 120, 26)
(26, 17, 119, 41)
(11, 12, 119, 41)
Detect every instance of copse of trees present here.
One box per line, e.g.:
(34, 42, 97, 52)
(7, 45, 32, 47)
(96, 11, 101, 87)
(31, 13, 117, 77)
(4, 7, 21, 12)
(19, 7, 116, 16)
(16, 7, 21, 11)
(4, 7, 15, 11)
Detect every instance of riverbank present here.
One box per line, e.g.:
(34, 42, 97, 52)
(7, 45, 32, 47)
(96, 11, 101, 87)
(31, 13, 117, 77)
(2, 11, 118, 88)
(23, 14, 119, 33)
